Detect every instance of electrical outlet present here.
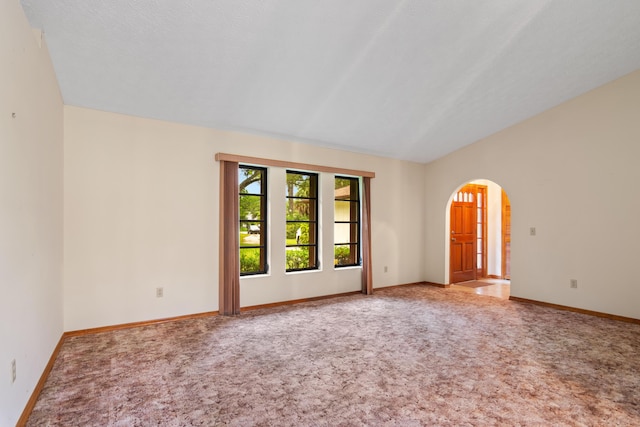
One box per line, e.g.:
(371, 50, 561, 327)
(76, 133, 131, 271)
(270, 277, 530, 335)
(570, 279, 578, 289)
(530, 227, 536, 236)
(384, 266, 388, 273)
(156, 287, 164, 298)
(11, 359, 16, 383)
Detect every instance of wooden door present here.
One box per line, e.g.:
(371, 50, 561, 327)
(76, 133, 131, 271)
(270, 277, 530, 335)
(501, 190, 511, 280)
(450, 184, 477, 283)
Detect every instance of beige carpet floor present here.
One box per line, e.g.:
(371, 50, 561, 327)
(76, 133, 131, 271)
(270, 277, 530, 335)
(27, 285, 640, 426)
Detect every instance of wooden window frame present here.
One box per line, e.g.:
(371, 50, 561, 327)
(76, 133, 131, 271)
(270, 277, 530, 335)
(334, 176, 361, 268)
(286, 170, 319, 272)
(239, 165, 268, 276)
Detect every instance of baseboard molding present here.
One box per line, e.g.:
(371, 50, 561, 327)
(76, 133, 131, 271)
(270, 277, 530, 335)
(243, 282, 436, 311)
(16, 335, 66, 426)
(242, 291, 362, 312)
(486, 275, 502, 280)
(64, 311, 219, 338)
(374, 281, 432, 290)
(509, 296, 640, 324)
(422, 281, 451, 288)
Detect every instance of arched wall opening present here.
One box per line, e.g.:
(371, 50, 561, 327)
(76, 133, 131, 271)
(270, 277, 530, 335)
(444, 179, 510, 285)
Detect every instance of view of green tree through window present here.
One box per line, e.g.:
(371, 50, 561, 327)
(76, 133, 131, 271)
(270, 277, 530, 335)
(334, 176, 360, 267)
(239, 166, 267, 275)
(286, 171, 318, 271)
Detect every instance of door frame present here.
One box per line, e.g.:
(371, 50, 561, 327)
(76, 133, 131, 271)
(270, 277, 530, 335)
(501, 189, 511, 280)
(446, 180, 508, 285)
(475, 185, 488, 279)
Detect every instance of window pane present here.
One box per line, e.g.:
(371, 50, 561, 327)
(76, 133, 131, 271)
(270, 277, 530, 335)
(239, 168, 263, 194)
(240, 194, 263, 220)
(334, 222, 358, 244)
(240, 222, 264, 247)
(286, 223, 316, 245)
(334, 200, 358, 222)
(286, 171, 318, 272)
(286, 246, 316, 270)
(334, 176, 360, 267)
(335, 177, 352, 191)
(286, 198, 316, 221)
(287, 173, 313, 198)
(335, 244, 358, 266)
(335, 178, 359, 199)
(239, 165, 267, 275)
(240, 248, 263, 274)
(286, 223, 298, 244)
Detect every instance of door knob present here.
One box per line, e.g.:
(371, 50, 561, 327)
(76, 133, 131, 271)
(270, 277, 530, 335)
(451, 237, 456, 241)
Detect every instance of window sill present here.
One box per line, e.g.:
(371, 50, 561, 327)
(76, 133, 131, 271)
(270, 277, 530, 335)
(334, 265, 362, 271)
(285, 268, 322, 276)
(240, 273, 271, 280)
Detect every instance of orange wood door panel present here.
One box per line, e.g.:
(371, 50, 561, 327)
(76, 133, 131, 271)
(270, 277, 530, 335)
(450, 184, 477, 283)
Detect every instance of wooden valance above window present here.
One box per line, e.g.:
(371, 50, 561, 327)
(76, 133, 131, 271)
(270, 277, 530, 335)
(215, 153, 375, 178)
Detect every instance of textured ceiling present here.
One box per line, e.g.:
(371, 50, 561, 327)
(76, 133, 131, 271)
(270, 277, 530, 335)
(19, 0, 640, 163)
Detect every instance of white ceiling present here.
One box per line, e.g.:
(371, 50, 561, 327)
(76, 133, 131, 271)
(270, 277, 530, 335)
(19, 0, 640, 163)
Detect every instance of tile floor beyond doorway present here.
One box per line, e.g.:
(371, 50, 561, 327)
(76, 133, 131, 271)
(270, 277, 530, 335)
(450, 278, 510, 299)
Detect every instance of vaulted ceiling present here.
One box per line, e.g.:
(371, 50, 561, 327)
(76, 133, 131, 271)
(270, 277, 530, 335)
(20, 0, 640, 163)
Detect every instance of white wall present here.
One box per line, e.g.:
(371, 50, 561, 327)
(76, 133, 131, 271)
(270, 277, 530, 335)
(424, 69, 640, 319)
(486, 181, 503, 277)
(0, 1, 64, 425)
(64, 106, 425, 331)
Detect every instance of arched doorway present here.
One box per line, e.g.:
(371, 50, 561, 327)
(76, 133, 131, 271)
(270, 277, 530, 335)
(448, 180, 511, 290)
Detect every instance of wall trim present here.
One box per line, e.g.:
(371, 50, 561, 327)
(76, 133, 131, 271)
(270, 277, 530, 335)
(509, 296, 640, 324)
(215, 153, 375, 178)
(17, 335, 65, 426)
(486, 274, 502, 280)
(64, 311, 220, 337)
(423, 281, 451, 288)
(375, 281, 433, 290)
(242, 291, 363, 312)
(242, 282, 431, 311)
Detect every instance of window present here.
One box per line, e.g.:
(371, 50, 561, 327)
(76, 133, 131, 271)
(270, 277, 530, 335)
(334, 176, 360, 267)
(239, 166, 267, 275)
(286, 171, 318, 271)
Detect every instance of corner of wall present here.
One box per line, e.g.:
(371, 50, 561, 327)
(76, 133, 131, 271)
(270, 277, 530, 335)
(0, 2, 64, 425)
